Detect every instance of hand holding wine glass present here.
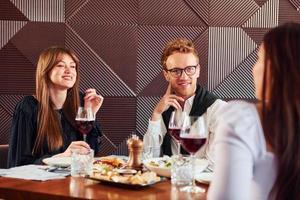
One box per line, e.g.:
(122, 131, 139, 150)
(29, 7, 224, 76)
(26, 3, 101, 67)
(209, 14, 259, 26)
(180, 116, 208, 193)
(75, 106, 95, 142)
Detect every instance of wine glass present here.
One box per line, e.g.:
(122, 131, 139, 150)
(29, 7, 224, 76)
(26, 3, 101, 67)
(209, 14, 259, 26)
(179, 116, 207, 193)
(75, 107, 95, 142)
(168, 111, 187, 155)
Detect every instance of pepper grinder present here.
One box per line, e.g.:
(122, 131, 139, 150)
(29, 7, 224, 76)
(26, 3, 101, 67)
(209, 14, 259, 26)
(127, 134, 143, 170)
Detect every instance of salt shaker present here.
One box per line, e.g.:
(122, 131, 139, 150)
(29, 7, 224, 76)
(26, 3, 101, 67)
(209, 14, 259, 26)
(127, 134, 143, 170)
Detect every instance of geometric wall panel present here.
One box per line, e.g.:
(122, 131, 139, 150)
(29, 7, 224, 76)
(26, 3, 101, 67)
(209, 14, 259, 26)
(65, 0, 87, 20)
(0, 106, 11, 144)
(69, 23, 137, 91)
(279, 0, 300, 24)
(243, 0, 279, 28)
(66, 25, 136, 97)
(213, 49, 258, 99)
(1, 0, 299, 156)
(138, 73, 168, 96)
(255, 0, 270, 7)
(0, 95, 24, 144)
(136, 96, 161, 138)
(289, 0, 300, 10)
(184, 0, 210, 25)
(10, 0, 64, 22)
(137, 25, 207, 94)
(0, 20, 27, 49)
(210, 0, 259, 26)
(0, 42, 35, 94)
(67, 0, 138, 26)
(0, 95, 24, 115)
(0, 0, 28, 21)
(98, 97, 136, 148)
(11, 22, 65, 64)
(139, 0, 206, 26)
(98, 135, 118, 157)
(242, 28, 271, 45)
(208, 27, 257, 91)
(194, 28, 210, 87)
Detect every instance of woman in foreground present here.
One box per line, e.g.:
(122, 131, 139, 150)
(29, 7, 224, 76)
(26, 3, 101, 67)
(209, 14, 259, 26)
(208, 23, 300, 200)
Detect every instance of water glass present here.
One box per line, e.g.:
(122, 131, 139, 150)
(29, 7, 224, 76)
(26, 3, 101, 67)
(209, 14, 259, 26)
(71, 149, 94, 177)
(143, 146, 161, 160)
(171, 155, 192, 186)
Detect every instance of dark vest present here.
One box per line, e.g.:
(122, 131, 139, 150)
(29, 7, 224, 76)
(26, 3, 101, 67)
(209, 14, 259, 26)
(161, 84, 218, 156)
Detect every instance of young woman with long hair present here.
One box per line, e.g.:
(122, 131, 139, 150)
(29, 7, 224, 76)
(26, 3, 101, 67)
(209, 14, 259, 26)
(208, 23, 300, 200)
(8, 46, 104, 167)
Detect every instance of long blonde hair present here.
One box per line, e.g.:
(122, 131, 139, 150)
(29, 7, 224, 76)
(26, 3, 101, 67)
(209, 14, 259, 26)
(33, 46, 80, 154)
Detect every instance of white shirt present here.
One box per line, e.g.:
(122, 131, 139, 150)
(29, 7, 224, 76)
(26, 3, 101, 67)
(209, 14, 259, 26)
(143, 96, 226, 166)
(207, 101, 277, 200)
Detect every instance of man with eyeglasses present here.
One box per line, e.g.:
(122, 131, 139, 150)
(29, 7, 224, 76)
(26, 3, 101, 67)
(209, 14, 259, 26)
(143, 38, 226, 166)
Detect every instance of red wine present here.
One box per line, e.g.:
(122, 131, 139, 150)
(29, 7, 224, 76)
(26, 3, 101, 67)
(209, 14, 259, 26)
(168, 128, 181, 141)
(76, 119, 93, 135)
(180, 137, 206, 154)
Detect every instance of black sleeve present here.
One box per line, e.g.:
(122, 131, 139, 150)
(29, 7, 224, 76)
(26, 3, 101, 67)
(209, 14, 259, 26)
(8, 98, 57, 167)
(8, 101, 36, 167)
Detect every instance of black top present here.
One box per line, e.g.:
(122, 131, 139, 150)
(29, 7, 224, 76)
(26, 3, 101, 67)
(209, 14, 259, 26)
(161, 84, 218, 156)
(8, 95, 102, 168)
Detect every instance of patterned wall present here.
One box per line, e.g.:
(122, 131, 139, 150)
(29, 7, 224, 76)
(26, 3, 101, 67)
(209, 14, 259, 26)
(0, 0, 299, 155)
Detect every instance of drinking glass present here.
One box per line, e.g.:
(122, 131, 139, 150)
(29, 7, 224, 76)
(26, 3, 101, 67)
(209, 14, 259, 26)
(75, 107, 95, 142)
(179, 116, 207, 193)
(168, 111, 187, 155)
(71, 149, 94, 177)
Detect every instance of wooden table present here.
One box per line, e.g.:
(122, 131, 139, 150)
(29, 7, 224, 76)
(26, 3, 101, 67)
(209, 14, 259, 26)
(0, 177, 208, 200)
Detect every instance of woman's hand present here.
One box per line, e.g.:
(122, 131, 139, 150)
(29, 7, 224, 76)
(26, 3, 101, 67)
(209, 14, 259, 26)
(53, 141, 91, 157)
(84, 88, 104, 116)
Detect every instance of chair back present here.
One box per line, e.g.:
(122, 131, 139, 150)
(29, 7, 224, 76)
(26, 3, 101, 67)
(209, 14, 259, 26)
(0, 144, 9, 168)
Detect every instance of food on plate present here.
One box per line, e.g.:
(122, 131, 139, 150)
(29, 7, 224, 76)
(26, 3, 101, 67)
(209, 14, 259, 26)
(95, 156, 126, 167)
(147, 156, 173, 168)
(92, 157, 160, 185)
(93, 170, 160, 185)
(93, 157, 126, 174)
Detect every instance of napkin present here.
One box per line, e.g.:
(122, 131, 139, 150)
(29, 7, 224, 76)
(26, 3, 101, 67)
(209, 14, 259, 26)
(0, 165, 69, 181)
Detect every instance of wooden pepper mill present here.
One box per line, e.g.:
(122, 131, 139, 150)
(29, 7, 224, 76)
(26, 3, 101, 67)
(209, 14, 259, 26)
(127, 135, 143, 170)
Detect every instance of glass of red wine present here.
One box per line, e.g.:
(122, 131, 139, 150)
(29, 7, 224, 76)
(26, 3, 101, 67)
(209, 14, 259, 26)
(168, 111, 187, 155)
(179, 116, 207, 193)
(75, 107, 95, 142)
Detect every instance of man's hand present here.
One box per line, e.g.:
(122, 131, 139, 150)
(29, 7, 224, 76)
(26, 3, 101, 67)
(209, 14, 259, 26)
(151, 84, 184, 121)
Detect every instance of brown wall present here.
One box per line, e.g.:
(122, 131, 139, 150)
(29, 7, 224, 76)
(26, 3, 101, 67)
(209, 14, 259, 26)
(0, 0, 299, 155)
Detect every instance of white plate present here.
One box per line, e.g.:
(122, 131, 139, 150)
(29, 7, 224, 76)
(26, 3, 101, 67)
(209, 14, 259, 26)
(143, 157, 208, 177)
(195, 172, 213, 184)
(43, 157, 71, 167)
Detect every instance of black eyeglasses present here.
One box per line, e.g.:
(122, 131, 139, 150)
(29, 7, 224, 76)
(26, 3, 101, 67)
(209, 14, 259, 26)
(165, 65, 198, 78)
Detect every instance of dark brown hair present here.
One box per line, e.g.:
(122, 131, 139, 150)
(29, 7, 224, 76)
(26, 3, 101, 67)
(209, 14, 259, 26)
(161, 38, 199, 69)
(34, 46, 80, 154)
(261, 23, 300, 200)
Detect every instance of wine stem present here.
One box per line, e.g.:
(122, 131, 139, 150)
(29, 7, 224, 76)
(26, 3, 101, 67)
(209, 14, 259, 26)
(177, 142, 181, 155)
(191, 154, 196, 187)
(83, 134, 87, 143)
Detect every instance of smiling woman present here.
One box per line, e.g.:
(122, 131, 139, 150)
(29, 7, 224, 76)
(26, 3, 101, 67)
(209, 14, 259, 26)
(8, 46, 104, 167)
(48, 53, 77, 91)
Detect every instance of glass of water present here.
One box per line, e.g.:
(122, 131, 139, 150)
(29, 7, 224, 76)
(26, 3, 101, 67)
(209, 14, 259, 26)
(71, 149, 94, 177)
(171, 155, 192, 186)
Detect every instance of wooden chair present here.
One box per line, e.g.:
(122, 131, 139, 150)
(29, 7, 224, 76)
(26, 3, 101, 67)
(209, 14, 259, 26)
(0, 144, 9, 169)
